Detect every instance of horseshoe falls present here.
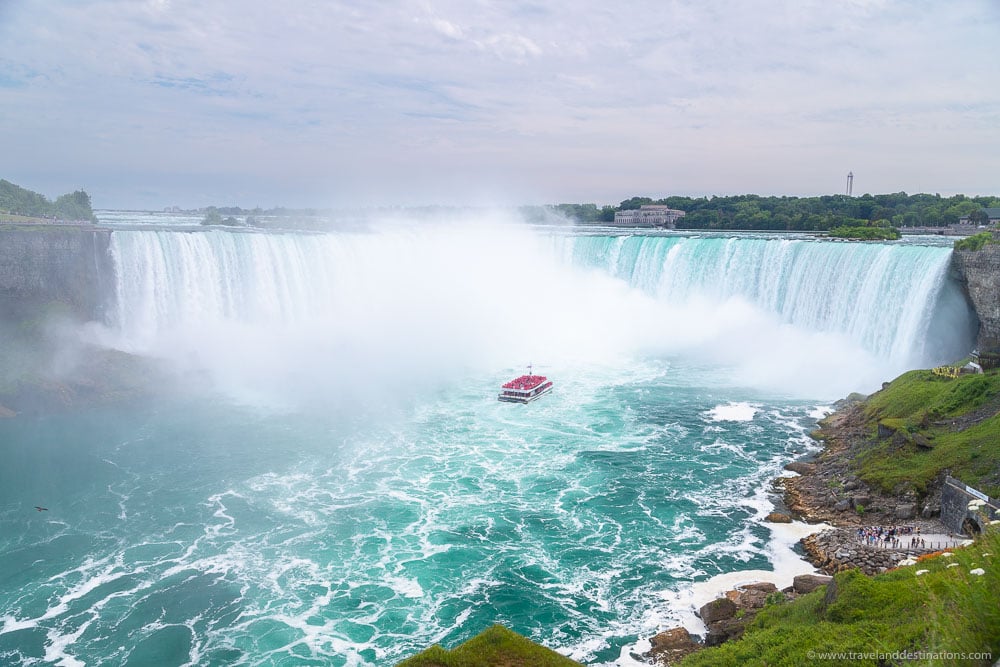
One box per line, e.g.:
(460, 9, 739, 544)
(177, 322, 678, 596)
(0, 218, 976, 666)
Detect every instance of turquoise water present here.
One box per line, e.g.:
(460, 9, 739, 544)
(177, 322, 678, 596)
(0, 220, 975, 665)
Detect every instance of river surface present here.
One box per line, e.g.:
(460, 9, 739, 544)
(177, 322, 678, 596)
(0, 214, 975, 665)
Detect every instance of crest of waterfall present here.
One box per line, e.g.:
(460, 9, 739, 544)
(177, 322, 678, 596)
(104, 226, 974, 401)
(562, 234, 972, 369)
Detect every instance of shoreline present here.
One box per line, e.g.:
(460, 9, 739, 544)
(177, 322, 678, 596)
(639, 397, 968, 665)
(626, 466, 831, 665)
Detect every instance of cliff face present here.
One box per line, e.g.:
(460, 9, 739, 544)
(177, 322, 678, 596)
(0, 227, 113, 323)
(952, 243, 1000, 350)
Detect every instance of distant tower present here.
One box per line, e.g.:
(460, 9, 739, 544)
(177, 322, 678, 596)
(846, 171, 854, 196)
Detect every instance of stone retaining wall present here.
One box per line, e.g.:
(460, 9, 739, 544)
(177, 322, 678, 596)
(803, 528, 942, 575)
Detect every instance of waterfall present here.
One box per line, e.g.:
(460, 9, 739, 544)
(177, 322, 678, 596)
(104, 226, 975, 401)
(562, 234, 972, 368)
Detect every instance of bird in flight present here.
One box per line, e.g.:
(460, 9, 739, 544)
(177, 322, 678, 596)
(34, 506, 48, 512)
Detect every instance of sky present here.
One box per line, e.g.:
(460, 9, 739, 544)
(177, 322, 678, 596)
(1, 0, 998, 210)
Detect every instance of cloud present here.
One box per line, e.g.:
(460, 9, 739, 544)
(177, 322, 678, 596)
(477, 33, 542, 62)
(0, 0, 998, 208)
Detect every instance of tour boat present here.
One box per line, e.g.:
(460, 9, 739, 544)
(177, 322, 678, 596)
(498, 366, 553, 403)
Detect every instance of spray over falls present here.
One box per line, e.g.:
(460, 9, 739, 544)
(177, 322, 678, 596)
(105, 224, 973, 403)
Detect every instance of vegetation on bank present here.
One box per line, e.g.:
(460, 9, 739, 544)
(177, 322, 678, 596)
(827, 225, 902, 240)
(681, 529, 1000, 666)
(855, 369, 1000, 498)
(396, 625, 582, 667)
(533, 192, 1000, 232)
(0, 179, 97, 223)
(160, 191, 1000, 234)
(955, 231, 997, 252)
(201, 206, 246, 226)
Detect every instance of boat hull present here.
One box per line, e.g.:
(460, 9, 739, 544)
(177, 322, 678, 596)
(497, 384, 553, 403)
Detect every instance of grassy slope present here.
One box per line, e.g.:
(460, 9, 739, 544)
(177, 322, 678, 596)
(396, 625, 583, 667)
(682, 530, 1000, 666)
(854, 369, 1000, 498)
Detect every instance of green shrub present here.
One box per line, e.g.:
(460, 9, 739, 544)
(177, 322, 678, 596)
(954, 232, 995, 251)
(828, 226, 902, 240)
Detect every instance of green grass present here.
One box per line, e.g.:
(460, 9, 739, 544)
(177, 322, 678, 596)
(396, 625, 583, 667)
(681, 531, 1000, 666)
(856, 370, 1000, 496)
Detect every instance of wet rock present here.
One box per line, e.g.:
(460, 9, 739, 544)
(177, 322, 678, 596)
(793, 574, 833, 594)
(647, 627, 700, 664)
(705, 618, 745, 647)
(699, 597, 737, 624)
(740, 582, 778, 593)
(765, 512, 792, 523)
(784, 461, 816, 475)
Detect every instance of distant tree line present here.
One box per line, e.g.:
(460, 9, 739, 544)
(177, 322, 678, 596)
(534, 193, 1000, 231)
(200, 206, 247, 227)
(0, 179, 97, 222)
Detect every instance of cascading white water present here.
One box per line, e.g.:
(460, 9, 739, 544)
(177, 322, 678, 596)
(564, 234, 971, 369)
(104, 224, 974, 402)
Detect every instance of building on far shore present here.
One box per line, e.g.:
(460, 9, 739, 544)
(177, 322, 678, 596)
(958, 207, 1000, 226)
(611, 205, 686, 229)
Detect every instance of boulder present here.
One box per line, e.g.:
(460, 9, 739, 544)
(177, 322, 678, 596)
(894, 503, 917, 520)
(834, 499, 851, 512)
(851, 495, 870, 510)
(738, 582, 779, 609)
(765, 512, 792, 523)
(704, 618, 746, 647)
(784, 461, 816, 475)
(913, 433, 933, 449)
(793, 574, 833, 594)
(647, 626, 700, 662)
(740, 582, 778, 594)
(698, 597, 737, 624)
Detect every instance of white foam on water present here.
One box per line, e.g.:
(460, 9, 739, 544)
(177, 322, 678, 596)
(43, 616, 93, 667)
(385, 575, 425, 599)
(654, 518, 830, 638)
(0, 614, 37, 635)
(706, 402, 760, 422)
(809, 404, 835, 420)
